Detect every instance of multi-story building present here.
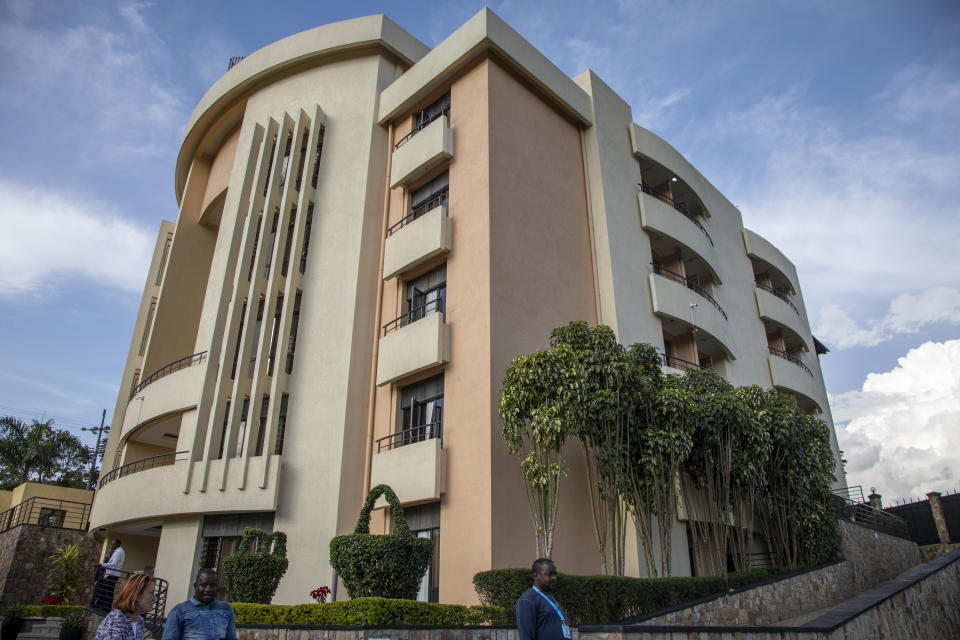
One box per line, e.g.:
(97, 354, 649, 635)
(89, 8, 844, 608)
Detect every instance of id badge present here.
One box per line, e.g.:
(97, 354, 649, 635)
(561, 623, 571, 639)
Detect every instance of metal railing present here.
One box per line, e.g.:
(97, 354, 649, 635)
(89, 569, 168, 637)
(662, 354, 710, 371)
(98, 451, 189, 489)
(638, 182, 713, 246)
(383, 298, 444, 336)
(651, 262, 727, 320)
(832, 485, 867, 504)
(129, 351, 207, 399)
(387, 190, 449, 236)
(227, 56, 245, 70)
(0, 496, 90, 533)
(756, 282, 800, 316)
(768, 346, 813, 377)
(394, 107, 451, 149)
(376, 421, 442, 452)
(833, 494, 910, 539)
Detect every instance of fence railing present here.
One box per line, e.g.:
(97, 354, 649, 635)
(383, 298, 444, 336)
(90, 569, 168, 637)
(768, 346, 813, 377)
(0, 496, 90, 533)
(394, 107, 450, 149)
(833, 493, 910, 539)
(387, 190, 449, 236)
(638, 182, 713, 247)
(832, 485, 867, 504)
(129, 351, 207, 400)
(227, 55, 245, 70)
(756, 282, 800, 316)
(98, 451, 189, 489)
(376, 421, 442, 453)
(662, 354, 709, 371)
(651, 262, 727, 320)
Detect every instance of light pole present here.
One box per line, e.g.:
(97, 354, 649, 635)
(81, 409, 109, 489)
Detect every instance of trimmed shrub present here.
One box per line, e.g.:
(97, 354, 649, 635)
(222, 528, 289, 604)
(473, 567, 786, 624)
(230, 598, 506, 626)
(329, 485, 433, 600)
(23, 605, 84, 618)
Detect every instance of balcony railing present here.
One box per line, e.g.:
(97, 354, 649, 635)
(383, 298, 444, 336)
(639, 182, 713, 246)
(832, 492, 909, 539)
(98, 451, 189, 489)
(756, 282, 800, 316)
(394, 107, 451, 150)
(90, 569, 169, 637)
(376, 421, 442, 453)
(0, 496, 91, 533)
(768, 346, 813, 377)
(129, 351, 207, 399)
(651, 263, 727, 320)
(662, 354, 710, 371)
(387, 190, 448, 236)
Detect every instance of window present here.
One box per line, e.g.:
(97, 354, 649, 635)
(248, 298, 264, 378)
(38, 507, 66, 528)
(199, 513, 275, 601)
(274, 394, 289, 455)
(281, 208, 296, 277)
(410, 171, 449, 221)
(285, 292, 302, 374)
(404, 503, 440, 603)
(254, 395, 269, 456)
(310, 129, 325, 190)
(399, 374, 444, 446)
(406, 264, 446, 324)
(155, 232, 173, 286)
(263, 211, 279, 279)
(414, 93, 450, 131)
(139, 298, 157, 356)
(294, 130, 308, 191)
(262, 138, 276, 197)
(230, 301, 246, 380)
(216, 400, 230, 460)
(277, 132, 292, 193)
(236, 397, 250, 458)
(299, 205, 314, 274)
(248, 214, 263, 281)
(267, 294, 283, 376)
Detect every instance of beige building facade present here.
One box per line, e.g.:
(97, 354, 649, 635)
(89, 9, 844, 608)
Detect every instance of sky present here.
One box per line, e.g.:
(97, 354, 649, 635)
(0, 0, 958, 505)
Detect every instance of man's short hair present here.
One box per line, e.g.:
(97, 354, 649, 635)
(195, 568, 218, 583)
(532, 558, 555, 574)
(112, 539, 122, 546)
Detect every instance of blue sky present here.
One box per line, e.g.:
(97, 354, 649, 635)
(1, 0, 958, 503)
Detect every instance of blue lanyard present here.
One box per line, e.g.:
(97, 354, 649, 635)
(532, 586, 566, 622)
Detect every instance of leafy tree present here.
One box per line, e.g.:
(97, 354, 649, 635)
(499, 341, 582, 558)
(0, 417, 92, 489)
(729, 386, 773, 572)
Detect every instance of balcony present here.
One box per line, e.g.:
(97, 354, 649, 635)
(89, 455, 281, 530)
(383, 204, 452, 280)
(639, 190, 721, 284)
(98, 451, 188, 489)
(122, 359, 204, 437)
(768, 348, 821, 410)
(662, 353, 710, 376)
(755, 285, 808, 351)
(390, 115, 454, 188)
(376, 304, 449, 386)
(742, 229, 798, 295)
(370, 435, 446, 505)
(649, 269, 734, 359)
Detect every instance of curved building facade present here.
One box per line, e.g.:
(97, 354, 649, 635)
(90, 9, 843, 608)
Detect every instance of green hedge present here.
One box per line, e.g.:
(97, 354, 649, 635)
(231, 598, 506, 626)
(473, 567, 786, 625)
(23, 605, 85, 618)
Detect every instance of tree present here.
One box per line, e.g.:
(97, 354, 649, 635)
(0, 417, 92, 489)
(499, 341, 581, 558)
(46, 543, 85, 603)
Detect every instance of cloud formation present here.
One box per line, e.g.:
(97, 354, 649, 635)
(832, 340, 960, 501)
(0, 180, 154, 298)
(815, 287, 960, 349)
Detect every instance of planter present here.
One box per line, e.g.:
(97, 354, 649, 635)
(1, 619, 24, 640)
(58, 628, 83, 640)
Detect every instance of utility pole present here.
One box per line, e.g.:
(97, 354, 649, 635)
(81, 409, 109, 489)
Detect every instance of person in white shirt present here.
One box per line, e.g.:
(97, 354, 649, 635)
(93, 540, 125, 609)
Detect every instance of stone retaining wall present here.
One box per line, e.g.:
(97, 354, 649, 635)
(837, 518, 919, 592)
(0, 524, 99, 608)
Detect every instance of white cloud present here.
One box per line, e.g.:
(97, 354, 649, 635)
(0, 2, 187, 158)
(815, 286, 960, 349)
(0, 180, 154, 298)
(832, 340, 960, 501)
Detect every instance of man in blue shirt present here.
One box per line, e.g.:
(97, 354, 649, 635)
(161, 569, 237, 640)
(515, 559, 570, 640)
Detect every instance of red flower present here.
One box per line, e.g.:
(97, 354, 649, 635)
(40, 594, 64, 605)
(309, 586, 331, 603)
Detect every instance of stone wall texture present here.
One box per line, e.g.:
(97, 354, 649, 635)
(0, 524, 99, 608)
(836, 519, 919, 592)
(919, 541, 960, 562)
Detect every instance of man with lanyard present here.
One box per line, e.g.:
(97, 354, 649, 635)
(161, 569, 237, 640)
(515, 559, 571, 640)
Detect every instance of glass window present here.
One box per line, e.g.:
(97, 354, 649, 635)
(399, 374, 444, 445)
(405, 264, 446, 323)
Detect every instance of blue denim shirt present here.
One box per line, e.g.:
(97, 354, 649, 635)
(161, 598, 236, 640)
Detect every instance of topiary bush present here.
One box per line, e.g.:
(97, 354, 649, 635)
(329, 484, 433, 600)
(222, 528, 289, 604)
(231, 598, 505, 626)
(473, 567, 787, 625)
